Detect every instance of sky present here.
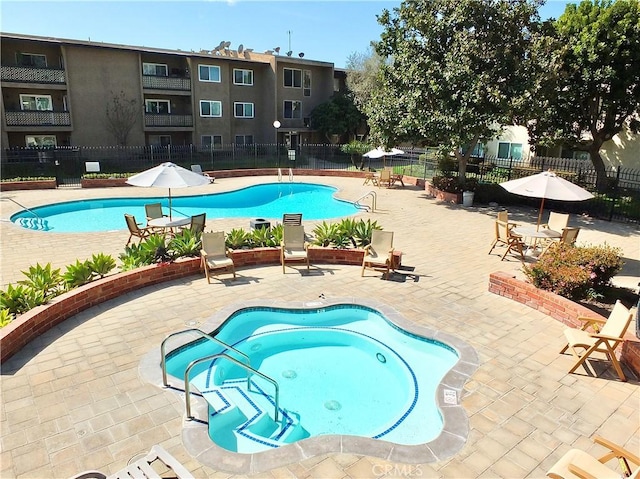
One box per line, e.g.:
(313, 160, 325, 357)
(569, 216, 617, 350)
(1, 1, 573, 69)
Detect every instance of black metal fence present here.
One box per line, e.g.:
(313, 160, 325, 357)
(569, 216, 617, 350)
(2, 144, 639, 224)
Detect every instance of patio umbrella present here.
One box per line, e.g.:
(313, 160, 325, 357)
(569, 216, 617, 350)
(499, 170, 594, 229)
(126, 162, 211, 219)
(363, 147, 405, 167)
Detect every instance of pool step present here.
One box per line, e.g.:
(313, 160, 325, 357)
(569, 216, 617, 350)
(199, 378, 309, 451)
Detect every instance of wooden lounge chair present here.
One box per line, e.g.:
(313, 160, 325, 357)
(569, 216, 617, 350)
(361, 229, 394, 278)
(363, 171, 379, 186)
(191, 164, 214, 182)
(488, 219, 525, 261)
(280, 224, 310, 273)
(200, 231, 235, 283)
(282, 213, 303, 226)
(540, 227, 580, 257)
(377, 169, 393, 188)
(547, 435, 640, 479)
(542, 211, 570, 234)
(68, 444, 194, 479)
(124, 214, 152, 245)
(560, 300, 633, 381)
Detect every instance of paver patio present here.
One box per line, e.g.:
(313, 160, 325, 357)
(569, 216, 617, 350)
(1, 175, 638, 478)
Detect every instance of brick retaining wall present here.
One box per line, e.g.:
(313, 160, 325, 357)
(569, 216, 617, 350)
(489, 271, 640, 378)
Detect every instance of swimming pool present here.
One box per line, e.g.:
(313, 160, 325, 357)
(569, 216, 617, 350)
(141, 298, 479, 471)
(10, 182, 359, 233)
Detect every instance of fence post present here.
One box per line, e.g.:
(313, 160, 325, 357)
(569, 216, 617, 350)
(608, 166, 621, 221)
(540, 156, 545, 172)
(507, 157, 513, 180)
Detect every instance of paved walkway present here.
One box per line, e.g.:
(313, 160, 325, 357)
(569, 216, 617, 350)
(1, 176, 638, 478)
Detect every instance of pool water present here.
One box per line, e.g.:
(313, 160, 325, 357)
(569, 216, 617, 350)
(164, 304, 459, 453)
(10, 182, 359, 233)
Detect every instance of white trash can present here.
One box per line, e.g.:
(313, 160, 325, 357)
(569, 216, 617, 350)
(462, 191, 474, 207)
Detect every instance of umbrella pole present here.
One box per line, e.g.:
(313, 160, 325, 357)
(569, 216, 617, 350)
(168, 188, 172, 220)
(536, 197, 546, 230)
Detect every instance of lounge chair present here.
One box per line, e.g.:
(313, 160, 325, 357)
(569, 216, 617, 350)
(200, 231, 236, 283)
(488, 219, 525, 261)
(188, 213, 206, 236)
(361, 229, 394, 278)
(68, 444, 194, 479)
(282, 213, 302, 226)
(124, 214, 152, 245)
(560, 300, 633, 381)
(547, 435, 640, 479)
(191, 164, 214, 182)
(280, 224, 310, 273)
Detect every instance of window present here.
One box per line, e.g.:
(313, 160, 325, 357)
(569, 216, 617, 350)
(284, 100, 302, 119)
(561, 148, 590, 161)
(199, 65, 221, 82)
(234, 102, 254, 118)
(497, 142, 522, 160)
(235, 135, 254, 146)
(284, 68, 302, 88)
(20, 94, 53, 111)
(145, 99, 170, 114)
(201, 135, 222, 148)
(142, 62, 168, 76)
(303, 70, 311, 96)
(200, 100, 222, 117)
(16, 53, 47, 67)
(25, 135, 56, 147)
(234, 69, 253, 86)
(149, 135, 171, 146)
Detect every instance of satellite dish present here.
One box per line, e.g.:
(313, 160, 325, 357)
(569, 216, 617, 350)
(219, 40, 226, 48)
(224, 41, 231, 48)
(212, 46, 220, 52)
(238, 44, 244, 54)
(286, 51, 293, 56)
(298, 52, 304, 58)
(274, 47, 280, 54)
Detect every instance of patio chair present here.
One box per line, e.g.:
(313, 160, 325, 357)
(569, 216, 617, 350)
(361, 229, 394, 278)
(547, 435, 640, 479)
(280, 224, 310, 273)
(188, 213, 206, 236)
(488, 219, 525, 261)
(282, 213, 303, 226)
(191, 164, 214, 182)
(560, 300, 633, 381)
(145, 203, 166, 223)
(68, 444, 194, 479)
(200, 231, 236, 283)
(540, 227, 580, 257)
(363, 171, 379, 186)
(541, 211, 570, 234)
(124, 214, 152, 245)
(378, 169, 393, 188)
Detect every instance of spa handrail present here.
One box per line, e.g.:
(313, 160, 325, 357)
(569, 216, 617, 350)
(160, 328, 249, 387)
(354, 191, 377, 212)
(184, 353, 280, 422)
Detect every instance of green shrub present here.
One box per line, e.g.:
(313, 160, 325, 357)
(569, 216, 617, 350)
(0, 284, 45, 315)
(168, 229, 202, 257)
(18, 263, 63, 300)
(62, 260, 94, 289)
(88, 253, 117, 278)
(226, 228, 251, 249)
(0, 308, 14, 328)
(523, 243, 624, 300)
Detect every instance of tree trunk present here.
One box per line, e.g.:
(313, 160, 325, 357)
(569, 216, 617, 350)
(588, 140, 609, 192)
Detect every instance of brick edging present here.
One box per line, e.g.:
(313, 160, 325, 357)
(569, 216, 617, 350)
(488, 271, 640, 378)
(0, 247, 394, 363)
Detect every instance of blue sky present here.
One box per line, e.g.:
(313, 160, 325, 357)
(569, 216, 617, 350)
(1, 1, 573, 69)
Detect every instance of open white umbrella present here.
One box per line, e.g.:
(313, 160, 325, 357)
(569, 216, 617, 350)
(363, 147, 404, 167)
(126, 162, 211, 218)
(500, 170, 594, 229)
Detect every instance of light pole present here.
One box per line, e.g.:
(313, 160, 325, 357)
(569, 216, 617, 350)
(273, 120, 281, 167)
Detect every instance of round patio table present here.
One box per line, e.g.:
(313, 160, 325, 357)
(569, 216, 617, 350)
(512, 226, 562, 256)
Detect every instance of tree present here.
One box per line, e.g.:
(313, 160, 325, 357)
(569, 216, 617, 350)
(526, 0, 640, 190)
(341, 140, 372, 170)
(309, 92, 366, 143)
(105, 90, 139, 146)
(371, 0, 543, 181)
(345, 47, 384, 124)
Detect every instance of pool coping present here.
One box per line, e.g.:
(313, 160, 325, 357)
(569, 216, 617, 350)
(139, 297, 480, 475)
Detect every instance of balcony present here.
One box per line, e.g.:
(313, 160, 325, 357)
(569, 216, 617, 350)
(144, 113, 193, 128)
(5, 110, 71, 127)
(142, 75, 191, 91)
(1, 65, 66, 84)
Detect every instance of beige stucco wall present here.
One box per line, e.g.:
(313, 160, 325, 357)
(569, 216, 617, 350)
(600, 124, 640, 170)
(485, 125, 533, 160)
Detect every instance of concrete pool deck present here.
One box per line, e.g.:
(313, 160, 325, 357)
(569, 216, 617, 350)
(1, 175, 639, 478)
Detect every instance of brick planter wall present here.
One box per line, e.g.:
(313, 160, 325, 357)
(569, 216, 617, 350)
(0, 180, 57, 191)
(425, 182, 462, 204)
(0, 247, 388, 364)
(81, 178, 129, 188)
(489, 271, 640, 378)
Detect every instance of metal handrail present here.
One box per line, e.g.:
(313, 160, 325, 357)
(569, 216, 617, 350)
(277, 168, 282, 182)
(288, 168, 293, 182)
(161, 328, 249, 387)
(2, 197, 43, 220)
(184, 353, 280, 422)
(354, 191, 377, 212)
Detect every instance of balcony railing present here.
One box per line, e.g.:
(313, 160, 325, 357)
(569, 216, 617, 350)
(144, 113, 193, 127)
(1, 65, 66, 84)
(5, 110, 71, 127)
(142, 75, 191, 91)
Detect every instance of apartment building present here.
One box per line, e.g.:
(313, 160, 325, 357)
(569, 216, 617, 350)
(0, 33, 336, 150)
